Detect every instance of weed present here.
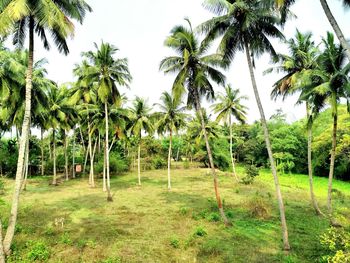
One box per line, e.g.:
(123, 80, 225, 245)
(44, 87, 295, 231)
(169, 235, 180, 248)
(26, 240, 50, 261)
(193, 226, 207, 237)
(246, 195, 271, 219)
(179, 207, 189, 216)
(207, 212, 220, 222)
(59, 232, 72, 245)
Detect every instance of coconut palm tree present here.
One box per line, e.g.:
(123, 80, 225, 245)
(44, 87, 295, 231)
(266, 30, 324, 215)
(273, 0, 350, 61)
(155, 91, 187, 190)
(212, 85, 247, 181)
(82, 42, 132, 201)
(0, 1, 91, 255)
(129, 97, 154, 186)
(200, 0, 289, 249)
(301, 32, 350, 217)
(160, 19, 230, 225)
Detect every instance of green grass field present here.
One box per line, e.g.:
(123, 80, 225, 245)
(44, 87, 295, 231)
(0, 165, 349, 262)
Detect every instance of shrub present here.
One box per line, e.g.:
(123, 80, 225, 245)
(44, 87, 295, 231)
(59, 232, 72, 245)
(194, 226, 207, 237)
(169, 236, 180, 248)
(246, 195, 271, 219)
(95, 152, 130, 175)
(207, 212, 220, 222)
(320, 227, 350, 262)
(241, 165, 259, 185)
(179, 207, 189, 216)
(26, 241, 50, 261)
(152, 156, 167, 169)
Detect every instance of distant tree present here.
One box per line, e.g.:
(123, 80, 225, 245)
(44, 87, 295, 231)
(160, 19, 229, 224)
(212, 85, 247, 181)
(129, 97, 154, 186)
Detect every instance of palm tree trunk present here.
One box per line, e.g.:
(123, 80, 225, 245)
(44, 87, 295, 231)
(88, 122, 92, 186)
(89, 138, 97, 188)
(72, 128, 76, 179)
(229, 115, 238, 181)
(64, 130, 69, 181)
(245, 43, 290, 250)
(0, 219, 4, 263)
(193, 90, 229, 225)
(41, 127, 45, 176)
(105, 102, 112, 201)
(168, 130, 172, 190)
(306, 103, 323, 215)
(103, 140, 107, 192)
(138, 140, 141, 186)
(22, 135, 30, 191)
(320, 0, 350, 61)
(327, 106, 338, 215)
(3, 17, 34, 255)
(52, 129, 57, 185)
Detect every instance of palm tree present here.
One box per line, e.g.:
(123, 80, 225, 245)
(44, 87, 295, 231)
(82, 42, 132, 201)
(70, 61, 98, 187)
(267, 30, 324, 215)
(155, 91, 187, 190)
(212, 85, 247, 181)
(301, 32, 350, 217)
(160, 19, 230, 225)
(0, 0, 91, 255)
(274, 0, 350, 61)
(200, 0, 289, 249)
(129, 97, 154, 186)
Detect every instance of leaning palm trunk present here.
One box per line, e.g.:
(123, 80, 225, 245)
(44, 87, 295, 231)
(0, 219, 4, 263)
(72, 128, 75, 179)
(245, 43, 290, 250)
(138, 139, 141, 186)
(320, 0, 350, 61)
(105, 102, 112, 201)
(22, 135, 30, 191)
(194, 91, 229, 225)
(52, 129, 57, 185)
(64, 131, 69, 181)
(229, 115, 238, 181)
(167, 130, 172, 190)
(88, 122, 95, 187)
(89, 140, 97, 188)
(327, 111, 337, 216)
(41, 127, 45, 176)
(2, 18, 34, 256)
(306, 103, 323, 215)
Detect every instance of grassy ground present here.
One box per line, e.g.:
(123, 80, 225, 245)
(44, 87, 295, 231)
(0, 165, 349, 262)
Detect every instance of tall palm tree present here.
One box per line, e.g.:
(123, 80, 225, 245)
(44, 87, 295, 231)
(82, 42, 132, 201)
(70, 61, 98, 187)
(160, 19, 229, 225)
(273, 0, 350, 61)
(0, 0, 91, 255)
(129, 97, 154, 186)
(155, 91, 187, 190)
(301, 32, 350, 217)
(267, 30, 324, 215)
(212, 85, 247, 181)
(200, 0, 289, 249)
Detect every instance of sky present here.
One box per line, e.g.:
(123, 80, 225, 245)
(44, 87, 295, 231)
(19, 0, 350, 123)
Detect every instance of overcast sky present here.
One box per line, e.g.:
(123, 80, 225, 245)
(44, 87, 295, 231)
(21, 0, 350, 123)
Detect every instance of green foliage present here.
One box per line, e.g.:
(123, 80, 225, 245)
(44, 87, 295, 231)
(59, 232, 72, 245)
(193, 226, 207, 237)
(0, 178, 4, 194)
(320, 227, 350, 262)
(26, 240, 50, 261)
(152, 156, 167, 169)
(241, 165, 259, 185)
(207, 212, 220, 222)
(169, 236, 180, 248)
(95, 152, 129, 175)
(246, 194, 271, 219)
(99, 256, 122, 263)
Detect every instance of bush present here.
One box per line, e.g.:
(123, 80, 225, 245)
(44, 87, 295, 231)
(246, 194, 271, 219)
(152, 156, 167, 169)
(59, 232, 72, 245)
(207, 212, 220, 222)
(169, 236, 180, 248)
(241, 165, 259, 185)
(320, 227, 350, 262)
(95, 152, 130, 175)
(26, 241, 50, 261)
(193, 226, 207, 237)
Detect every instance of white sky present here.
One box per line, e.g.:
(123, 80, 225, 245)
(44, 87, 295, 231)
(22, 0, 350, 123)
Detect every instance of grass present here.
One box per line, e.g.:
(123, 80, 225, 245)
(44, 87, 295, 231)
(0, 165, 349, 262)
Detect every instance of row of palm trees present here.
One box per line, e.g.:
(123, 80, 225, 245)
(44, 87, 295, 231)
(0, 0, 348, 258)
(160, 0, 350, 251)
